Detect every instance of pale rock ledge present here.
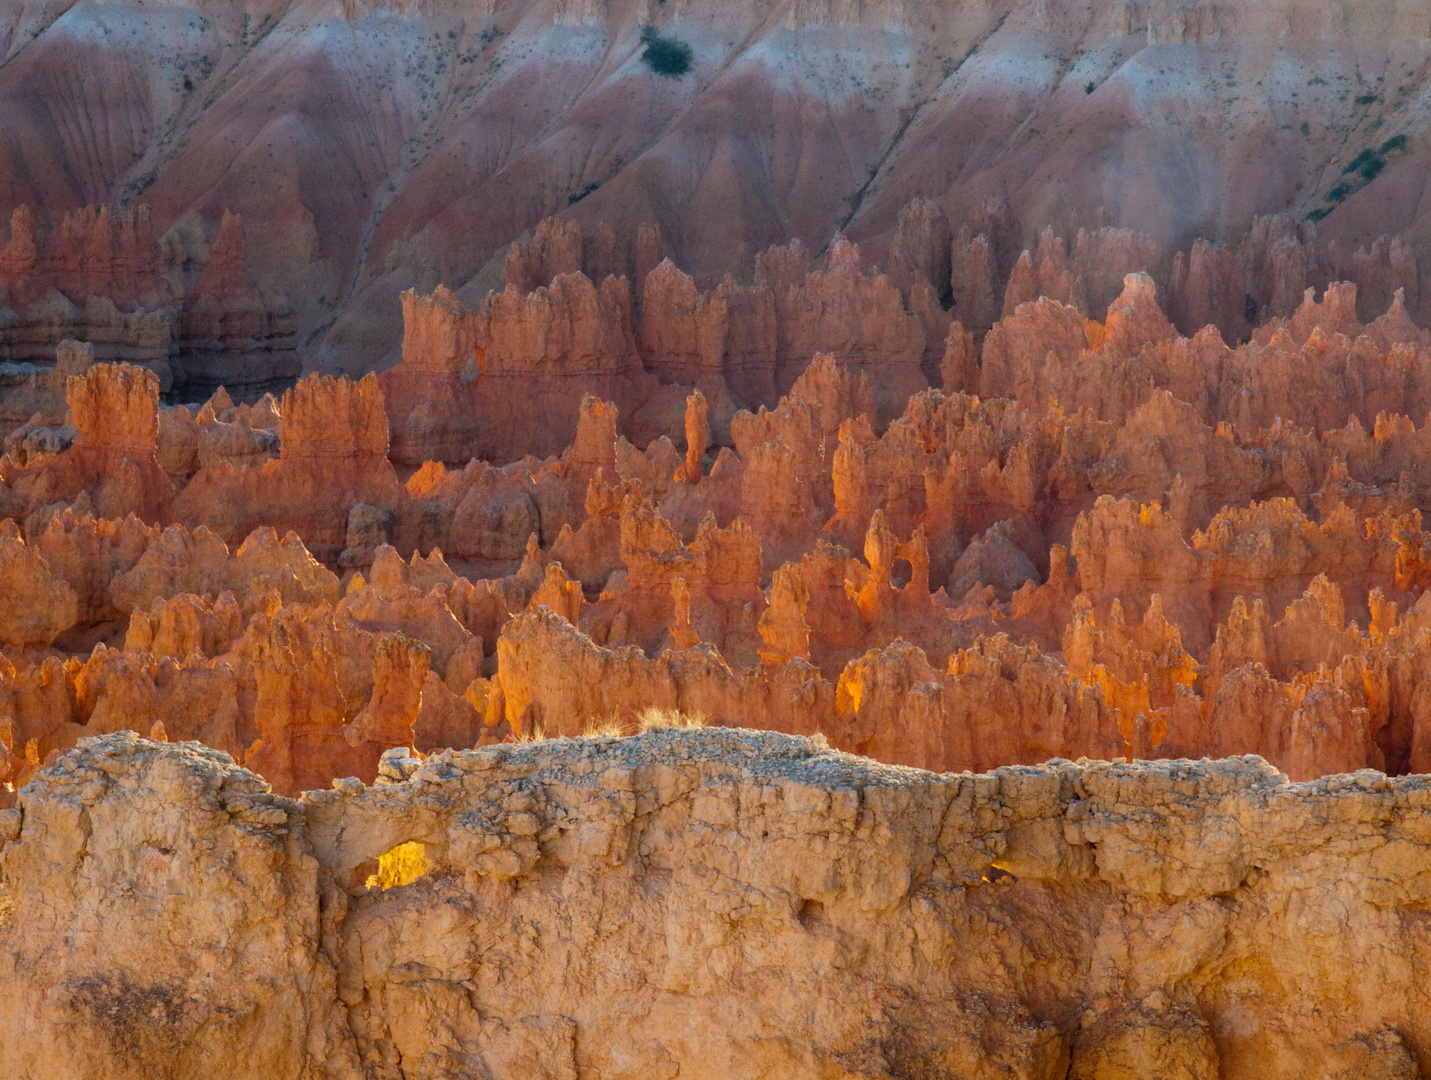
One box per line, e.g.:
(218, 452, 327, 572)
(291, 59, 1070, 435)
(2, 730, 1430, 1079)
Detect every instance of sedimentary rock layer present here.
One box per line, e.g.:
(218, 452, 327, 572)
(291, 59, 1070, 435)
(0, 206, 298, 391)
(3, 0, 1430, 368)
(2, 731, 1430, 1079)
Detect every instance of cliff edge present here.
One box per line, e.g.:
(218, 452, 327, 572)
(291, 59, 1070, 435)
(2, 730, 1431, 1078)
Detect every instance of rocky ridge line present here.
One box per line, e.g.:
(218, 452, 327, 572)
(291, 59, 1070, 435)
(2, 730, 1430, 1078)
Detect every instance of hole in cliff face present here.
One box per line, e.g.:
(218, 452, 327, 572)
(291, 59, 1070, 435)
(982, 864, 1018, 885)
(365, 841, 432, 890)
(797, 898, 826, 930)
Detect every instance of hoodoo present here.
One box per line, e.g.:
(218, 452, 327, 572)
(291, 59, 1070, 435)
(6, 0, 1431, 1071)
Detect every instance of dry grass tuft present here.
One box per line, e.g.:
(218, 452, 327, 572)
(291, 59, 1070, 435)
(577, 708, 707, 738)
(365, 841, 432, 890)
(636, 707, 707, 733)
(506, 721, 547, 744)
(582, 714, 629, 739)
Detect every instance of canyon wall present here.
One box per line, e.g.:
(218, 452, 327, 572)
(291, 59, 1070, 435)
(0, 205, 298, 394)
(3, 731, 1431, 1079)
(3, 0, 1431, 371)
(8, 2, 1431, 1069)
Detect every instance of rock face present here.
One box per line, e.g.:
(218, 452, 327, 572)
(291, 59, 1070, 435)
(0, 205, 297, 390)
(172, 373, 409, 555)
(0, 736, 323, 1078)
(382, 277, 662, 463)
(0, 362, 174, 522)
(4, 732, 1431, 1079)
(6, 0, 1431, 371)
(383, 231, 939, 463)
(0, 536, 77, 646)
(175, 210, 301, 390)
(9, 5, 1431, 1061)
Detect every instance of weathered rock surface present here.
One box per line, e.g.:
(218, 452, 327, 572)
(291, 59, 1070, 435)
(6, 0, 1431, 372)
(0, 205, 297, 390)
(4, 732, 1431, 1079)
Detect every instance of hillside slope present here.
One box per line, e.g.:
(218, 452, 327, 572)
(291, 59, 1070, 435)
(3, 0, 1431, 368)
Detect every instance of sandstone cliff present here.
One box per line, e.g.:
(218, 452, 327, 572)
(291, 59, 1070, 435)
(0, 205, 296, 390)
(4, 731, 1431, 1079)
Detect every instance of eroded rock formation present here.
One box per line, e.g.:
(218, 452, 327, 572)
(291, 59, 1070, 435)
(3, 249, 1431, 802)
(3, 732, 1431, 1079)
(8, 2, 1431, 1063)
(0, 206, 296, 392)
